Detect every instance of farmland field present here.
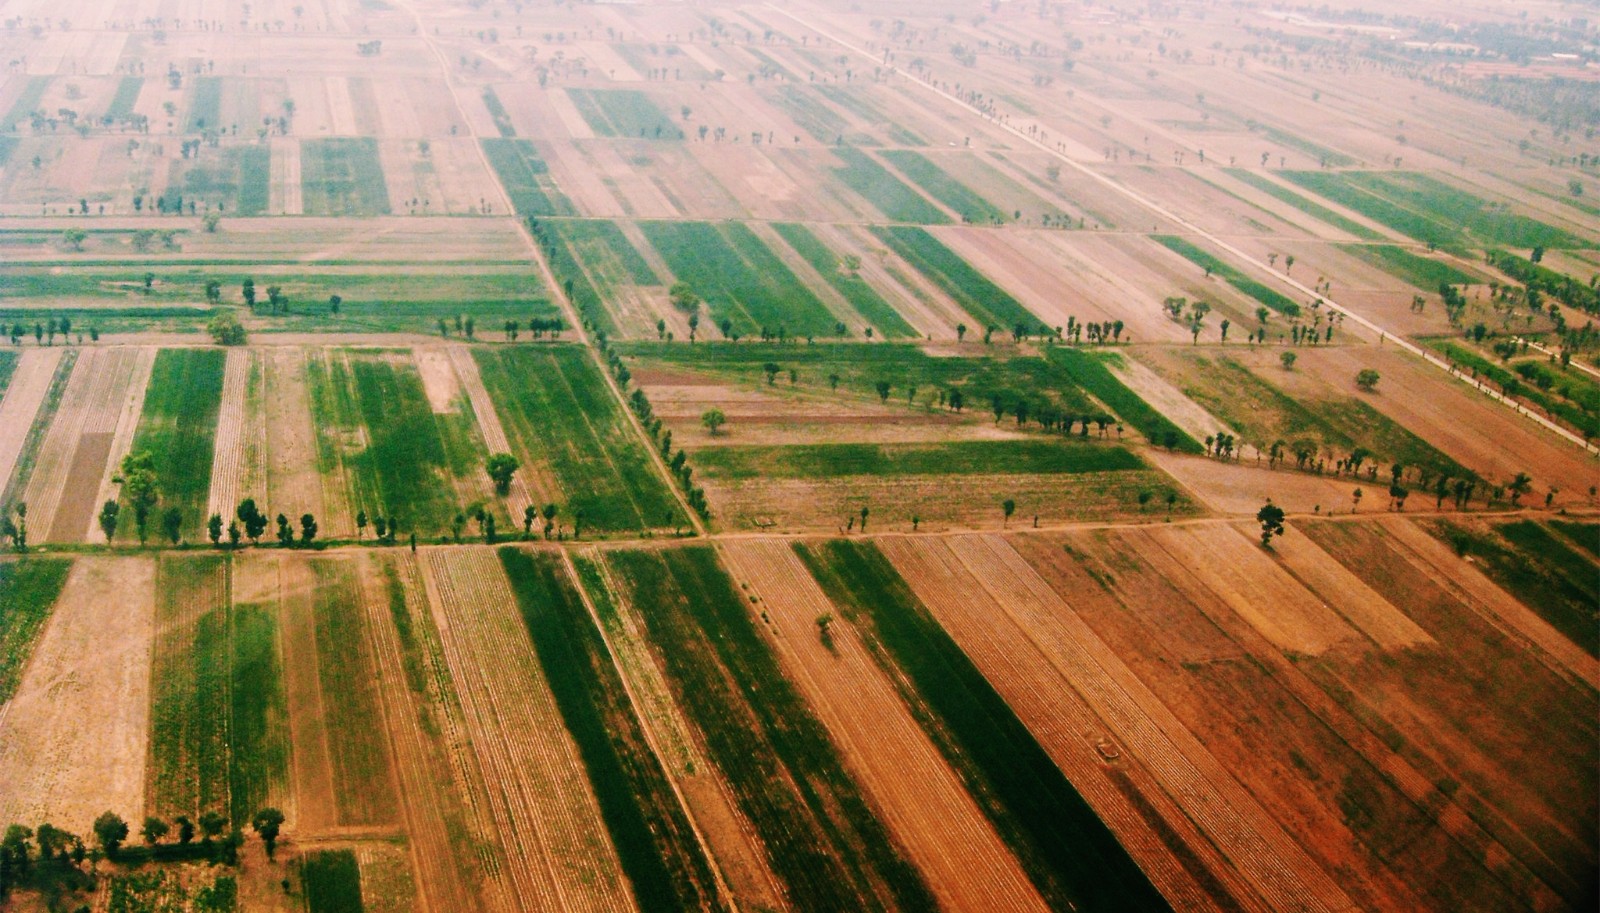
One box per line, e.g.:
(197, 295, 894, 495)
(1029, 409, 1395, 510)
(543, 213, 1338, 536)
(121, 347, 226, 541)
(483, 139, 575, 217)
(0, 558, 71, 703)
(870, 226, 1040, 329)
(301, 138, 392, 217)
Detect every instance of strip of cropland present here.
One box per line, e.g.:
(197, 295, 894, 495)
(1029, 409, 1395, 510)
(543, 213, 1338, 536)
(869, 226, 1040, 330)
(0, 557, 72, 703)
(770, 223, 918, 339)
(146, 553, 232, 821)
(1152, 235, 1303, 317)
(691, 440, 1142, 480)
(122, 347, 226, 541)
(881, 150, 1009, 223)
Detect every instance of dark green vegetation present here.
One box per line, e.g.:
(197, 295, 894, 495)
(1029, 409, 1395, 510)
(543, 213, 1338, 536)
(482, 87, 515, 137)
(306, 350, 488, 535)
(1224, 169, 1382, 239)
(1424, 519, 1599, 657)
(0, 558, 71, 703)
(1428, 340, 1599, 437)
(797, 540, 1172, 913)
(125, 348, 226, 540)
(107, 77, 144, 120)
(543, 219, 659, 335)
(602, 546, 937, 912)
(770, 223, 917, 339)
(1153, 235, 1302, 317)
(499, 549, 724, 913)
(1336, 244, 1478, 289)
(639, 221, 837, 338)
(166, 146, 271, 217)
(227, 595, 290, 826)
(186, 77, 223, 133)
(300, 138, 391, 216)
(1173, 354, 1474, 479)
(1050, 350, 1204, 453)
(300, 849, 365, 913)
(567, 88, 677, 139)
(870, 226, 1040, 329)
(1549, 520, 1600, 559)
(148, 555, 231, 820)
(1487, 249, 1600, 316)
(0, 349, 15, 394)
(833, 148, 949, 224)
(475, 346, 680, 532)
(482, 139, 575, 217)
(693, 440, 1143, 481)
(309, 559, 397, 823)
(880, 151, 1008, 223)
(1, 76, 50, 132)
(1283, 171, 1588, 253)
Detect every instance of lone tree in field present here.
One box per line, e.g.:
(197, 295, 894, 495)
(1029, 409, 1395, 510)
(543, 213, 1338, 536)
(1280, 351, 1297, 371)
(763, 362, 781, 385)
(116, 451, 160, 544)
(859, 505, 870, 531)
(1507, 472, 1533, 506)
(875, 381, 892, 403)
(93, 812, 129, 858)
(702, 408, 727, 435)
(1256, 501, 1286, 548)
(98, 500, 120, 541)
(208, 311, 247, 346)
(485, 453, 520, 495)
(1355, 368, 1380, 392)
(250, 808, 285, 861)
(208, 513, 223, 545)
(1002, 498, 1016, 528)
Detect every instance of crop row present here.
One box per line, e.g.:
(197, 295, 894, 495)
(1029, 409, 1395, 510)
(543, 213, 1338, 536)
(299, 138, 391, 217)
(869, 225, 1040, 330)
(483, 139, 575, 217)
(148, 554, 232, 820)
(1223, 169, 1382, 239)
(881, 150, 1008, 224)
(1048, 350, 1204, 453)
(602, 546, 937, 912)
(1337, 243, 1478, 289)
(225, 592, 290, 826)
(568, 88, 679, 139)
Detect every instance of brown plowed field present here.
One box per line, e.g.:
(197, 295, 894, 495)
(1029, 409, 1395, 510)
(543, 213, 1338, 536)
(264, 347, 338, 535)
(0, 557, 155, 834)
(418, 547, 637, 913)
(720, 539, 1051, 913)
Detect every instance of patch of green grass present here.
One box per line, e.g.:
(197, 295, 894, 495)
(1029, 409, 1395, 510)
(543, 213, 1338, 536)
(167, 146, 273, 218)
(833, 148, 948, 224)
(475, 346, 681, 532)
(149, 555, 232, 820)
(227, 598, 290, 826)
(300, 138, 391, 216)
(771, 223, 917, 339)
(187, 76, 223, 133)
(235, 145, 270, 216)
(797, 540, 1171, 913)
(1051, 350, 1204, 453)
(482, 87, 515, 137)
(2, 76, 50, 132)
(870, 226, 1040, 329)
(567, 88, 679, 139)
(1337, 243, 1478, 288)
(301, 849, 365, 913)
(601, 546, 938, 912)
(1423, 520, 1598, 657)
(0, 558, 71, 703)
(693, 440, 1143, 480)
(482, 139, 575, 217)
(107, 77, 144, 119)
(124, 348, 226, 541)
(1284, 171, 1467, 253)
(499, 549, 722, 912)
(1366, 172, 1588, 249)
(639, 220, 838, 338)
(1225, 169, 1383, 239)
(310, 559, 397, 824)
(881, 151, 1007, 223)
(816, 86, 923, 145)
(1153, 235, 1303, 317)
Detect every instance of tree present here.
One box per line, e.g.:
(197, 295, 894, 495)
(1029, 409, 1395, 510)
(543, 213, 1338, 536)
(117, 452, 159, 544)
(542, 503, 558, 539)
(300, 513, 317, 546)
(237, 498, 268, 544)
(197, 811, 227, 844)
(208, 513, 223, 545)
(1256, 501, 1286, 547)
(162, 507, 183, 545)
(668, 282, 699, 312)
(859, 506, 870, 531)
(956, 323, 967, 342)
(485, 452, 520, 495)
(875, 381, 891, 403)
(203, 212, 222, 233)
(1280, 351, 1297, 371)
(1352, 487, 1364, 512)
(93, 812, 129, 858)
(1507, 472, 1533, 505)
(1002, 498, 1016, 527)
(62, 228, 86, 251)
(142, 816, 169, 846)
(1354, 368, 1380, 392)
(276, 514, 294, 547)
(209, 311, 247, 346)
(98, 500, 120, 541)
(174, 816, 195, 845)
(763, 362, 780, 385)
(701, 408, 726, 435)
(242, 278, 256, 309)
(250, 808, 285, 861)
(228, 521, 241, 548)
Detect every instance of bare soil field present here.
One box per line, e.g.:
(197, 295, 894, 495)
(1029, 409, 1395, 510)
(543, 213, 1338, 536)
(0, 557, 155, 835)
(207, 348, 267, 527)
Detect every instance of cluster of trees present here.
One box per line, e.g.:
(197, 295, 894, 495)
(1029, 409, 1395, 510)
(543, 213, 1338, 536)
(498, 317, 567, 341)
(6, 318, 98, 346)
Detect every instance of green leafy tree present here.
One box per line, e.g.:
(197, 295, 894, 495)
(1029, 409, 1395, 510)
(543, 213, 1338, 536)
(485, 453, 520, 495)
(208, 311, 247, 346)
(198, 811, 226, 844)
(1355, 368, 1380, 391)
(875, 381, 891, 403)
(141, 816, 169, 846)
(1256, 501, 1286, 547)
(93, 812, 129, 858)
(250, 808, 285, 861)
(98, 500, 120, 542)
(237, 498, 267, 544)
(701, 408, 727, 435)
(1002, 498, 1016, 527)
(117, 451, 159, 544)
(162, 507, 183, 545)
(300, 513, 317, 546)
(1280, 351, 1297, 371)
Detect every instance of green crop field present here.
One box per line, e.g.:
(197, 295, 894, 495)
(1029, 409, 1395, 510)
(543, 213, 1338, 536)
(797, 540, 1172, 913)
(1153, 235, 1303, 317)
(567, 88, 678, 139)
(300, 138, 391, 217)
(1050, 350, 1205, 453)
(600, 546, 938, 912)
(499, 548, 721, 913)
(148, 555, 232, 820)
(1223, 169, 1382, 239)
(482, 139, 574, 217)
(310, 559, 397, 824)
(869, 226, 1040, 329)
(1337, 243, 1479, 289)
(482, 87, 515, 137)
(168, 146, 272, 218)
(772, 85, 851, 143)
(771, 223, 917, 338)
(816, 86, 924, 145)
(474, 346, 680, 532)
(833, 148, 949, 224)
(300, 849, 365, 913)
(543, 219, 658, 335)
(106, 77, 143, 120)
(305, 350, 488, 536)
(123, 348, 226, 541)
(0, 349, 15, 394)
(638, 220, 838, 338)
(227, 596, 290, 826)
(0, 558, 71, 703)
(1550, 520, 1600, 559)
(881, 151, 1008, 223)
(2, 76, 49, 132)
(692, 440, 1144, 481)
(187, 77, 223, 133)
(1257, 124, 1355, 168)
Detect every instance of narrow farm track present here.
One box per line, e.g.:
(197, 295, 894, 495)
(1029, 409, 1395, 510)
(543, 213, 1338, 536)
(418, 547, 638, 913)
(720, 539, 1051, 913)
(880, 534, 1357, 913)
(0, 347, 64, 496)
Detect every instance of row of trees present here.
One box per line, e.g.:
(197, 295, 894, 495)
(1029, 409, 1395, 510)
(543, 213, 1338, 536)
(5, 318, 100, 346)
